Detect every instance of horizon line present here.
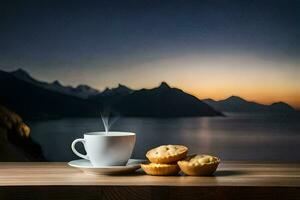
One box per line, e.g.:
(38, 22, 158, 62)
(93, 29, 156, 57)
(3, 68, 299, 110)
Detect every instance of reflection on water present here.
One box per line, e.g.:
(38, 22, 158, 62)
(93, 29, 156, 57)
(28, 113, 300, 162)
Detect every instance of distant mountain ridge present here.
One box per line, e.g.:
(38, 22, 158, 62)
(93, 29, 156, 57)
(3, 68, 297, 118)
(11, 68, 99, 99)
(90, 84, 134, 109)
(203, 96, 297, 113)
(97, 82, 222, 117)
(1, 68, 222, 119)
(0, 69, 99, 119)
(100, 84, 133, 97)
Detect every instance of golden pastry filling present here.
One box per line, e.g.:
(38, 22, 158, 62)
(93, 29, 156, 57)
(177, 154, 220, 176)
(183, 155, 220, 166)
(147, 145, 187, 158)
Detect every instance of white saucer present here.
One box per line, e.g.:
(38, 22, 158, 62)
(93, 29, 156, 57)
(68, 159, 146, 175)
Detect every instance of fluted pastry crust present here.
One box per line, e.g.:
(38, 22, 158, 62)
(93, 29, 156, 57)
(141, 163, 180, 176)
(178, 154, 220, 176)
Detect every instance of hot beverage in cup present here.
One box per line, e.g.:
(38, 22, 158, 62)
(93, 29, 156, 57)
(71, 132, 136, 167)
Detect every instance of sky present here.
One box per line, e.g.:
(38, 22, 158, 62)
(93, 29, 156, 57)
(1, 0, 300, 108)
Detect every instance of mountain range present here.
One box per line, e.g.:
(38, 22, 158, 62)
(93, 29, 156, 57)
(98, 82, 222, 117)
(0, 69, 99, 119)
(203, 96, 297, 113)
(11, 69, 99, 99)
(0, 68, 298, 119)
(0, 68, 222, 119)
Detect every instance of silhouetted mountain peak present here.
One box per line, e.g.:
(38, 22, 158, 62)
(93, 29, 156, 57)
(5, 68, 97, 98)
(117, 83, 131, 91)
(12, 68, 29, 76)
(158, 82, 171, 89)
(112, 82, 222, 117)
(52, 80, 62, 86)
(203, 95, 297, 113)
(11, 68, 35, 82)
(270, 102, 295, 111)
(100, 84, 133, 96)
(76, 84, 88, 89)
(271, 101, 286, 106)
(76, 84, 99, 94)
(102, 87, 111, 92)
(226, 95, 245, 102)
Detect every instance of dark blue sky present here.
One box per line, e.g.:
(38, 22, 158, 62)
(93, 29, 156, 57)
(1, 0, 300, 107)
(1, 0, 299, 65)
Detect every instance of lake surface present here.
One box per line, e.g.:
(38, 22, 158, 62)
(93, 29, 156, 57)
(28, 113, 300, 162)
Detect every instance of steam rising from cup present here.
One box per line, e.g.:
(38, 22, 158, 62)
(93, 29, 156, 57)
(100, 107, 119, 135)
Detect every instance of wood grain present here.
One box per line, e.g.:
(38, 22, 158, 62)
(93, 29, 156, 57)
(0, 162, 299, 187)
(0, 162, 299, 200)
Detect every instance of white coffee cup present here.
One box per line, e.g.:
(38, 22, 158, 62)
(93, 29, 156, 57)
(71, 132, 136, 167)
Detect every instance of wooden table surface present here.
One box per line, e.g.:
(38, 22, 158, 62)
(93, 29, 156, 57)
(0, 161, 299, 200)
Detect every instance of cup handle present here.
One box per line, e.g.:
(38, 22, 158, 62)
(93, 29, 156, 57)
(71, 138, 89, 160)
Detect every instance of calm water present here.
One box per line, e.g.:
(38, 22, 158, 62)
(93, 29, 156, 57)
(28, 113, 300, 162)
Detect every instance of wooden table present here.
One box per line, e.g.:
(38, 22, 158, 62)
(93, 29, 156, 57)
(0, 162, 299, 200)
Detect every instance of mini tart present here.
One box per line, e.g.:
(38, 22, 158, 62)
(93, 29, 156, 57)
(178, 155, 220, 176)
(146, 145, 188, 164)
(141, 163, 180, 176)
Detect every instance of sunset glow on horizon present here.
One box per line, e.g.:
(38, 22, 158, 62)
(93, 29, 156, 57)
(1, 0, 299, 109)
(2, 53, 300, 109)
(88, 54, 300, 109)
